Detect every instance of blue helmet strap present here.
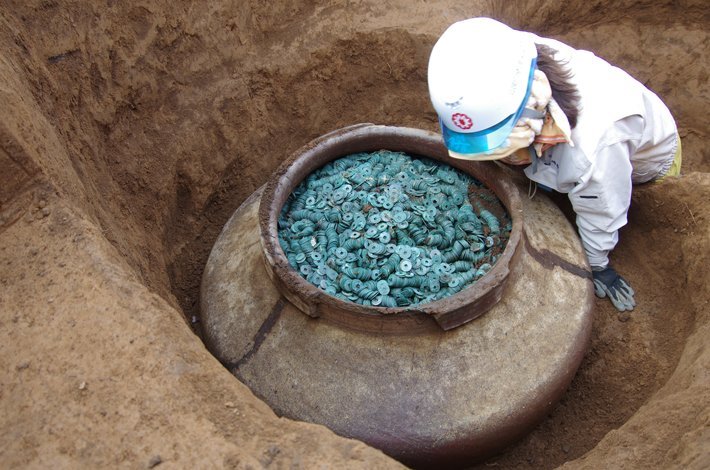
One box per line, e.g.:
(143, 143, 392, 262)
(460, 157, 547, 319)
(521, 107, 546, 173)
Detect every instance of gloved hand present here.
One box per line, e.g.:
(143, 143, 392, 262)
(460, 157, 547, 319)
(449, 118, 540, 161)
(592, 266, 636, 312)
(500, 148, 532, 165)
(480, 121, 537, 159)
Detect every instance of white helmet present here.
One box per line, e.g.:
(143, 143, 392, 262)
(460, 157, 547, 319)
(428, 18, 537, 156)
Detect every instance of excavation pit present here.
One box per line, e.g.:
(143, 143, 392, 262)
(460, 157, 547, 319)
(201, 125, 595, 466)
(1, 3, 707, 468)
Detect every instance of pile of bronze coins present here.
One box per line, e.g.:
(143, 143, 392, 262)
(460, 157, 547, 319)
(278, 150, 511, 307)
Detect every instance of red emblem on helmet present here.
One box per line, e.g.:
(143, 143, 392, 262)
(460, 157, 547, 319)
(452, 113, 473, 130)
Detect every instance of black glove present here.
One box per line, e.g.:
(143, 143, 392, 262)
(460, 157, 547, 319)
(592, 266, 636, 312)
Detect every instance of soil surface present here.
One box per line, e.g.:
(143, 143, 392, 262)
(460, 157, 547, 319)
(1, 1, 708, 468)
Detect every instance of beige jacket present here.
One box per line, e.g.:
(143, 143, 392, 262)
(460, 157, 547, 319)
(522, 33, 678, 267)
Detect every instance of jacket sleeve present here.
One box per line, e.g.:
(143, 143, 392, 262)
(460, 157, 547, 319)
(568, 139, 635, 268)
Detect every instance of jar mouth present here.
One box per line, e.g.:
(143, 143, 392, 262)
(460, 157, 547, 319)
(258, 125, 523, 333)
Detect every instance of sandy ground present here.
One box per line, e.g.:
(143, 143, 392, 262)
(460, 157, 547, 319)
(0, 1, 708, 468)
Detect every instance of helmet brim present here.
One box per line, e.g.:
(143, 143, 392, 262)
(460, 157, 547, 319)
(440, 58, 537, 156)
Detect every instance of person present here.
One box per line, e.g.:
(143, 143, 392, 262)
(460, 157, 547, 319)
(427, 18, 682, 312)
